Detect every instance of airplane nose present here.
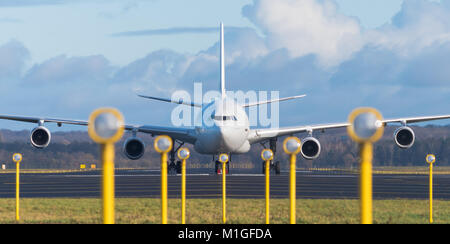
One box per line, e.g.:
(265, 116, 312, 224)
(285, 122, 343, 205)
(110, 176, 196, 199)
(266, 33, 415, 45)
(218, 126, 228, 140)
(219, 126, 244, 151)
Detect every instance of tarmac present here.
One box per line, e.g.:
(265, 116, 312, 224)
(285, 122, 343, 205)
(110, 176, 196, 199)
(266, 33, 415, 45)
(1, 170, 450, 199)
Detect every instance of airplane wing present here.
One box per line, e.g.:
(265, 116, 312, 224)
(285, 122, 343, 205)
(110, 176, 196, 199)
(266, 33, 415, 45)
(248, 122, 350, 144)
(381, 115, 450, 125)
(0, 114, 197, 144)
(125, 124, 196, 144)
(0, 114, 88, 126)
(248, 114, 450, 144)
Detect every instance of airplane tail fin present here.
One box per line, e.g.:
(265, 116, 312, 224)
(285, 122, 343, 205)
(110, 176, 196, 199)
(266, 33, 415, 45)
(220, 22, 226, 100)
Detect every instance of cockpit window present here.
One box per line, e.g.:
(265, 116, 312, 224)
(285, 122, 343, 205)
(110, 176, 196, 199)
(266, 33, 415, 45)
(211, 113, 237, 121)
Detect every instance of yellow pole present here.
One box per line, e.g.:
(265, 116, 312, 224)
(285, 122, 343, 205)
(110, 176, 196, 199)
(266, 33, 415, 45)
(360, 142, 373, 224)
(265, 160, 270, 224)
(181, 159, 186, 224)
(347, 108, 383, 224)
(429, 162, 433, 224)
(222, 162, 227, 224)
(161, 152, 168, 224)
(102, 143, 115, 224)
(16, 161, 20, 221)
(88, 107, 124, 225)
(290, 154, 296, 224)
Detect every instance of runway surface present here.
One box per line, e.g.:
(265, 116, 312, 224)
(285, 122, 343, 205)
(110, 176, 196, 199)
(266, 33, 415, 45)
(1, 170, 450, 199)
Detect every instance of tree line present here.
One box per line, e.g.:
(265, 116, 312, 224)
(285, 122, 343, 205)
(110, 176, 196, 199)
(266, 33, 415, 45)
(0, 125, 448, 171)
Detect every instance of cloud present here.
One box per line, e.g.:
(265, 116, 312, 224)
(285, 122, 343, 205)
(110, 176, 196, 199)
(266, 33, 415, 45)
(113, 27, 271, 93)
(110, 26, 257, 37)
(111, 27, 219, 37)
(0, 0, 449, 130)
(24, 54, 115, 85)
(242, 0, 363, 67)
(398, 42, 450, 87)
(202, 27, 269, 64)
(0, 40, 30, 81)
(112, 49, 191, 94)
(239, 0, 450, 89)
(329, 46, 404, 86)
(329, 0, 450, 87)
(365, 0, 450, 57)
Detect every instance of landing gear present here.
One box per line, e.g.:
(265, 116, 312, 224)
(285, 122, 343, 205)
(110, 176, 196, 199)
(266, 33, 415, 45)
(168, 161, 176, 174)
(176, 160, 182, 174)
(262, 160, 280, 175)
(274, 160, 280, 175)
(168, 139, 184, 175)
(214, 155, 230, 175)
(215, 160, 220, 174)
(261, 138, 281, 175)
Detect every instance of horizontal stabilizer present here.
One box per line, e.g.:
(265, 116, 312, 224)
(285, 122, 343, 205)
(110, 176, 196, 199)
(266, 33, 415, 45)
(242, 94, 306, 108)
(137, 94, 202, 107)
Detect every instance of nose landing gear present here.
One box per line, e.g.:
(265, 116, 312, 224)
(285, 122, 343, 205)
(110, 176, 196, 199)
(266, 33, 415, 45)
(168, 139, 184, 174)
(262, 160, 281, 175)
(214, 154, 230, 175)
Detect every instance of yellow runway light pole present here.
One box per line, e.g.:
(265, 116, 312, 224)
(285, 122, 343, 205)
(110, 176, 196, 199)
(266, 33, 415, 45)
(154, 135, 173, 224)
(347, 107, 384, 224)
(218, 153, 229, 224)
(283, 137, 301, 224)
(13, 153, 22, 221)
(88, 108, 124, 224)
(177, 147, 190, 224)
(261, 149, 274, 224)
(426, 154, 436, 224)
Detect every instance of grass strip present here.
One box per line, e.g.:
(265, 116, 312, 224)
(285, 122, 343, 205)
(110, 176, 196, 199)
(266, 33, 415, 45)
(0, 198, 448, 224)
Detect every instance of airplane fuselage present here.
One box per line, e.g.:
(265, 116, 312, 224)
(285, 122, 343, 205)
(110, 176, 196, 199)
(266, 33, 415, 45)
(193, 97, 251, 154)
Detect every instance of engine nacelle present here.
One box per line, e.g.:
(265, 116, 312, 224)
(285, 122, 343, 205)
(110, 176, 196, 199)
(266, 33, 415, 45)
(394, 126, 415, 149)
(30, 126, 51, 148)
(300, 137, 321, 160)
(123, 137, 145, 160)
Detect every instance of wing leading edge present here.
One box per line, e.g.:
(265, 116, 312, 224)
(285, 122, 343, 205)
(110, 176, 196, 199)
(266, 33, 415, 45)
(248, 114, 450, 144)
(0, 114, 196, 144)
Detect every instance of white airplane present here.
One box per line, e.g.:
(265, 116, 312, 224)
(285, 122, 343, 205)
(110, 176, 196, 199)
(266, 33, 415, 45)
(0, 23, 449, 174)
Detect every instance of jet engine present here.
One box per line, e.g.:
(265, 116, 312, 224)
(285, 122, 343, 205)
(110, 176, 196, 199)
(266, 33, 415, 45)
(300, 137, 321, 160)
(394, 126, 415, 149)
(30, 126, 51, 148)
(123, 137, 145, 160)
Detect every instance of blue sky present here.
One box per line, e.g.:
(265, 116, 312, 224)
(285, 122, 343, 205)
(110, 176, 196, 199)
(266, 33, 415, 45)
(0, 0, 449, 131)
(0, 0, 406, 65)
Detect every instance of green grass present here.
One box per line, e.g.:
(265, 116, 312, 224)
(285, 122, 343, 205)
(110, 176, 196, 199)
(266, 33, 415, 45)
(0, 198, 449, 224)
